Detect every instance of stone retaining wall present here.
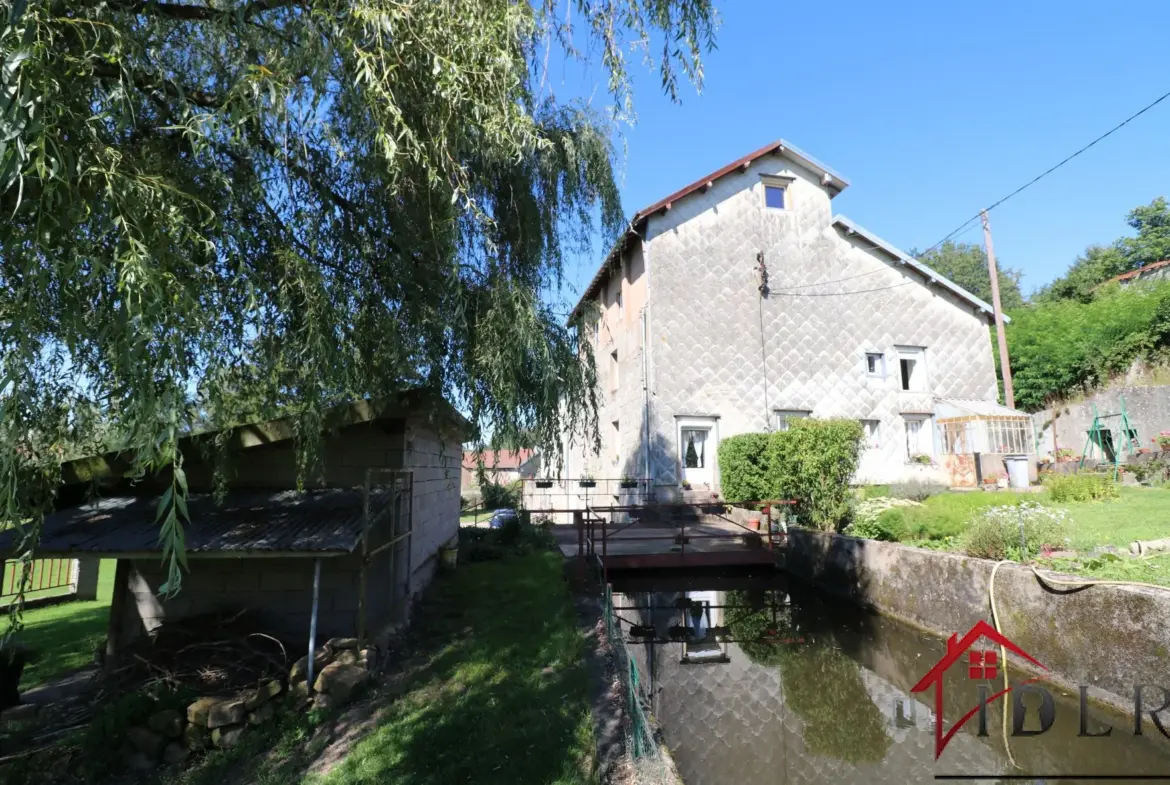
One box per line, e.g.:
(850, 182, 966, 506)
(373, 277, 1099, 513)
(786, 528, 1170, 714)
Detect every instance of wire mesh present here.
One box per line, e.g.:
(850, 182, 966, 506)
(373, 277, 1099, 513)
(603, 584, 664, 771)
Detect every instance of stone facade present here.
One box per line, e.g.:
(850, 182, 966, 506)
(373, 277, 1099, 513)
(563, 145, 1001, 489)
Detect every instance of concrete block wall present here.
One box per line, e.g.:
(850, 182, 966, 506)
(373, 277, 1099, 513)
(114, 553, 364, 648)
(1035, 386, 1170, 461)
(403, 419, 461, 599)
(178, 420, 407, 493)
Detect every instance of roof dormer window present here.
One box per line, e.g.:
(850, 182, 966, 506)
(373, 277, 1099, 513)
(761, 174, 794, 211)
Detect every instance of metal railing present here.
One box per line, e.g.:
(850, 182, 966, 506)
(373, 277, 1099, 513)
(577, 500, 794, 572)
(520, 476, 655, 524)
(1, 558, 76, 600)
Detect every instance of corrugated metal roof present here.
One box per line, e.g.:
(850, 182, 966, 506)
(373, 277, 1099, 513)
(0, 488, 397, 558)
(936, 398, 1030, 418)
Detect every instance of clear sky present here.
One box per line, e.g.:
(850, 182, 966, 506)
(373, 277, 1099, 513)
(554, 0, 1170, 305)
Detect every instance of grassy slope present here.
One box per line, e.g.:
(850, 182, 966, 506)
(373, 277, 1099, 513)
(882, 487, 1170, 586)
(172, 551, 595, 785)
(313, 551, 594, 785)
(15, 559, 115, 688)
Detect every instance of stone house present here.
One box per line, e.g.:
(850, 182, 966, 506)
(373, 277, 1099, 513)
(559, 139, 1023, 492)
(0, 394, 466, 655)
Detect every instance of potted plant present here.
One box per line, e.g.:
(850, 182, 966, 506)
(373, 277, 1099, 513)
(681, 479, 692, 490)
(578, 474, 596, 489)
(619, 475, 638, 489)
(981, 472, 1003, 490)
(1055, 447, 1076, 463)
(535, 477, 554, 489)
(1154, 432, 1170, 451)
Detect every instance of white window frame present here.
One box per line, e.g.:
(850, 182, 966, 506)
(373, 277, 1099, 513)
(773, 409, 811, 432)
(903, 414, 934, 461)
(609, 349, 619, 393)
(861, 419, 881, 450)
(676, 415, 720, 487)
(896, 346, 928, 393)
(865, 352, 886, 379)
(760, 174, 794, 212)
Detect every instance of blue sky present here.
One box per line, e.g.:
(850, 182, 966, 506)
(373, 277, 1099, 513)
(554, 0, 1170, 304)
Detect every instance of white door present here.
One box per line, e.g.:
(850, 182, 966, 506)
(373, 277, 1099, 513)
(680, 426, 713, 487)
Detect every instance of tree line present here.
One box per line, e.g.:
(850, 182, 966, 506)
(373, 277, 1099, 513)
(916, 198, 1170, 411)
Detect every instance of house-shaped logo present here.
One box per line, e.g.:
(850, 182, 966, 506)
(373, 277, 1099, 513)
(911, 619, 1047, 759)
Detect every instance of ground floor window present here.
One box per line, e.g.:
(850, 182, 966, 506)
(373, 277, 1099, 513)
(773, 409, 811, 432)
(903, 415, 933, 461)
(861, 419, 881, 450)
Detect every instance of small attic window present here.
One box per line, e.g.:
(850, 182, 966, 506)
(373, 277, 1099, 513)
(764, 184, 786, 209)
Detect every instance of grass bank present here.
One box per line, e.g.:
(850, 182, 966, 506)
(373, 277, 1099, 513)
(11, 559, 115, 688)
(170, 549, 596, 785)
(853, 486, 1170, 587)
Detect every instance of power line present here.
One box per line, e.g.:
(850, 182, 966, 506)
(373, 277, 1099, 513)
(772, 281, 914, 297)
(917, 85, 1170, 259)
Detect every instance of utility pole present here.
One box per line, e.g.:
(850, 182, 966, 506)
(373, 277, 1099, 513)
(981, 209, 1015, 409)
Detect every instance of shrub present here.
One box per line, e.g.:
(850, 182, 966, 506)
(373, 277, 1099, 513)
(1044, 473, 1119, 503)
(888, 480, 948, 501)
(767, 419, 864, 531)
(960, 502, 1069, 560)
(480, 479, 522, 509)
(846, 509, 908, 542)
(718, 433, 772, 503)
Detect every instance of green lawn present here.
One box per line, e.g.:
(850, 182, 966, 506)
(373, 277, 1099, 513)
(172, 550, 596, 785)
(459, 507, 491, 525)
(864, 486, 1170, 587)
(11, 559, 115, 689)
(1057, 486, 1170, 550)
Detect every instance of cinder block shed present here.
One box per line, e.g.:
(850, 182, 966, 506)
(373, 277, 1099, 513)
(0, 395, 467, 655)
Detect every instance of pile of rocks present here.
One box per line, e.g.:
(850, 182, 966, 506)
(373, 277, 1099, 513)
(123, 637, 376, 769)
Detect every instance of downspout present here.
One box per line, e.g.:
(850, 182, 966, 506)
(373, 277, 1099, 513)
(641, 305, 651, 483)
(637, 226, 653, 486)
(306, 557, 322, 690)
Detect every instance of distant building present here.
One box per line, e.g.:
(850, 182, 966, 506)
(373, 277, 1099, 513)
(1100, 259, 1170, 288)
(460, 449, 535, 490)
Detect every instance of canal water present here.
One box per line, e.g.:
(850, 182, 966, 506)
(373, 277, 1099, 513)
(610, 569, 1170, 784)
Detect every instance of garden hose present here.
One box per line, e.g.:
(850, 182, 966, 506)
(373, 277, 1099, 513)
(987, 560, 1170, 771)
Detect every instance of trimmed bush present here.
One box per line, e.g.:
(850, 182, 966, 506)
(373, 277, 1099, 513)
(480, 480, 522, 509)
(717, 433, 772, 503)
(1044, 473, 1119, 503)
(846, 509, 908, 542)
(767, 419, 864, 531)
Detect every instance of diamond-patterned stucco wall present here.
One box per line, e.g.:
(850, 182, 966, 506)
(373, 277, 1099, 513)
(564, 152, 1000, 488)
(640, 156, 997, 486)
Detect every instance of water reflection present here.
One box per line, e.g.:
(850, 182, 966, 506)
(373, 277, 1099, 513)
(610, 570, 1170, 785)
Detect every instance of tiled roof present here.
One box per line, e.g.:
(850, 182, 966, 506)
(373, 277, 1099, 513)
(462, 449, 533, 470)
(1102, 258, 1170, 286)
(0, 488, 398, 558)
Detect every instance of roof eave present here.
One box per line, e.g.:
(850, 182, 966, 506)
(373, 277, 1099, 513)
(832, 215, 1010, 324)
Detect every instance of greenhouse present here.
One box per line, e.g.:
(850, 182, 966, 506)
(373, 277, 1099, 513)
(936, 398, 1034, 456)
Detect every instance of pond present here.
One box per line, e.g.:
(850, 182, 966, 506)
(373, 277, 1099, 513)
(609, 569, 1170, 784)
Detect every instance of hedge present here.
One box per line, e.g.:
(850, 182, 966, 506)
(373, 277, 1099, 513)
(717, 433, 772, 503)
(717, 419, 864, 531)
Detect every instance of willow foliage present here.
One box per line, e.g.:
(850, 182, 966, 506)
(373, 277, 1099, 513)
(0, 0, 716, 597)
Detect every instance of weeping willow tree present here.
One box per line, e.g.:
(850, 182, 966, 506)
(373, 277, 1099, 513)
(0, 0, 716, 597)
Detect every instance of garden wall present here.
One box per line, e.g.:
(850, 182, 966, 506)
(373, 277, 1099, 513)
(786, 528, 1170, 714)
(1035, 385, 1170, 461)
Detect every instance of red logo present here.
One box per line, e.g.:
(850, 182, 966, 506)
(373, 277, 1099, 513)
(911, 620, 1046, 759)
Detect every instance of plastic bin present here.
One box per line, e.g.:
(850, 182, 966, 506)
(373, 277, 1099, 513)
(1005, 455, 1030, 489)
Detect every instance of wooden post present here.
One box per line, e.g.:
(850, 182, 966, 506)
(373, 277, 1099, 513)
(981, 209, 1015, 409)
(103, 559, 131, 664)
(574, 511, 584, 569)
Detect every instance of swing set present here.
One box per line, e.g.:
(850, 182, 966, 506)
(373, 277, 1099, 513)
(1078, 394, 1140, 479)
